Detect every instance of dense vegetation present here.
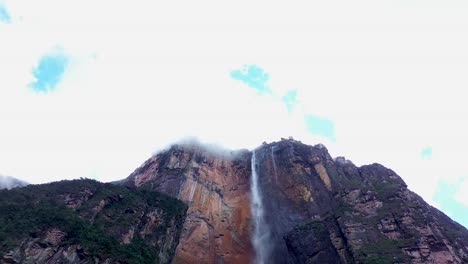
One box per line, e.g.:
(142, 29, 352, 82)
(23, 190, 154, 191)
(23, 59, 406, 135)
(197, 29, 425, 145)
(0, 179, 187, 263)
(356, 238, 412, 264)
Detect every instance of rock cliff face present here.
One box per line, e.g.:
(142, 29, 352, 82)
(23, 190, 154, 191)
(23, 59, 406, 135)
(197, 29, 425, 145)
(125, 139, 468, 264)
(255, 139, 468, 264)
(2, 139, 467, 264)
(125, 143, 253, 264)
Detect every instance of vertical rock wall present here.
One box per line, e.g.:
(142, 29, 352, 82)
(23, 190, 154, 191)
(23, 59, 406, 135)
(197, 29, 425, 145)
(126, 139, 468, 264)
(126, 143, 253, 264)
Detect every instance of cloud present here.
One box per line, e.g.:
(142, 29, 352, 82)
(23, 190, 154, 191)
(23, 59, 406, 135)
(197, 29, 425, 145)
(231, 65, 271, 94)
(0, 3, 10, 23)
(231, 66, 336, 144)
(304, 115, 335, 141)
(0, 175, 28, 189)
(30, 50, 68, 92)
(421, 146, 432, 159)
(282, 90, 297, 113)
(454, 178, 468, 207)
(433, 178, 468, 227)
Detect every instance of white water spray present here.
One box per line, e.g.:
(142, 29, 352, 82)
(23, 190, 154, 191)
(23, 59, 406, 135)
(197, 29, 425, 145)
(250, 151, 271, 264)
(271, 146, 278, 183)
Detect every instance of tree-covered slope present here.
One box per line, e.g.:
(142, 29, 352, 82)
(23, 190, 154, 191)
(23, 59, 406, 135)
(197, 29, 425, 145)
(0, 179, 187, 264)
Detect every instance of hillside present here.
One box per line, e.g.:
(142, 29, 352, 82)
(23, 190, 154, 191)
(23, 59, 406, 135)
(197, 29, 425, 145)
(0, 179, 187, 264)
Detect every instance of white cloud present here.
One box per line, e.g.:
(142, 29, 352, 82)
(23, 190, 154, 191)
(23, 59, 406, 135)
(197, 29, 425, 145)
(0, 0, 467, 228)
(454, 179, 468, 207)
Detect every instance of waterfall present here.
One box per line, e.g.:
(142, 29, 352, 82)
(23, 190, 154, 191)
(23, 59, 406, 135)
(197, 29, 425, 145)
(250, 151, 271, 264)
(271, 146, 278, 183)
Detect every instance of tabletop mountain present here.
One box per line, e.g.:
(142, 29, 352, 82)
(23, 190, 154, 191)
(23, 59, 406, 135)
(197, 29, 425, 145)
(1, 138, 467, 263)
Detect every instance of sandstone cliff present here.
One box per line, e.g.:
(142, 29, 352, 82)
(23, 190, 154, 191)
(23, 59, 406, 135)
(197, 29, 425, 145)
(1, 139, 467, 264)
(125, 139, 468, 264)
(125, 143, 253, 264)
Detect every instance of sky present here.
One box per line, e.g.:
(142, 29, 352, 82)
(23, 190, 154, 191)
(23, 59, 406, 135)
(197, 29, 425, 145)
(0, 0, 467, 227)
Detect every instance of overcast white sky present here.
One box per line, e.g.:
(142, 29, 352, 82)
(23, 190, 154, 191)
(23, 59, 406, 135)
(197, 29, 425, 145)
(0, 0, 467, 226)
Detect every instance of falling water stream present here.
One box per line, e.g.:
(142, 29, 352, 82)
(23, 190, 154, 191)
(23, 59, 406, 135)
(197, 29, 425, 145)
(250, 151, 271, 264)
(271, 146, 278, 183)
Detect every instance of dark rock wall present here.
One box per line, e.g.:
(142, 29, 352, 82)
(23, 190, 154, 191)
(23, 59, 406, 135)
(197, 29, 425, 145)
(254, 139, 468, 264)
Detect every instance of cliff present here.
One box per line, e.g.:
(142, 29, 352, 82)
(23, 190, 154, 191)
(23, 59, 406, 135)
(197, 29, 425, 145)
(124, 143, 253, 264)
(1, 139, 467, 264)
(0, 179, 187, 264)
(254, 139, 468, 264)
(124, 139, 468, 264)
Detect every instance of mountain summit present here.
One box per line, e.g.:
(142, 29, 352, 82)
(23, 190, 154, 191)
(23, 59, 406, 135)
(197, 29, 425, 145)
(123, 138, 468, 264)
(1, 139, 467, 263)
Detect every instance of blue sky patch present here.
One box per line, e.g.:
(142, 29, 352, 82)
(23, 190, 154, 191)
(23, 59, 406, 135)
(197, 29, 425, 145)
(304, 115, 335, 141)
(30, 52, 68, 93)
(433, 178, 468, 228)
(282, 90, 297, 112)
(421, 146, 432, 159)
(230, 65, 271, 94)
(0, 4, 11, 23)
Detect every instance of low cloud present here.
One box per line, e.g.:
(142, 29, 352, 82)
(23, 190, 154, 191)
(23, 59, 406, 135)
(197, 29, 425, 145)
(0, 3, 10, 23)
(433, 178, 468, 227)
(0, 175, 28, 190)
(454, 178, 468, 207)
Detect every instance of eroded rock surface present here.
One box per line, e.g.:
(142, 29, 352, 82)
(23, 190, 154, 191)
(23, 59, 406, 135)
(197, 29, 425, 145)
(125, 139, 468, 263)
(255, 139, 468, 264)
(125, 143, 253, 264)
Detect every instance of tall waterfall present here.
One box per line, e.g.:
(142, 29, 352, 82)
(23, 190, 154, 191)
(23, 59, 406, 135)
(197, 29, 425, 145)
(250, 151, 271, 264)
(271, 146, 278, 183)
